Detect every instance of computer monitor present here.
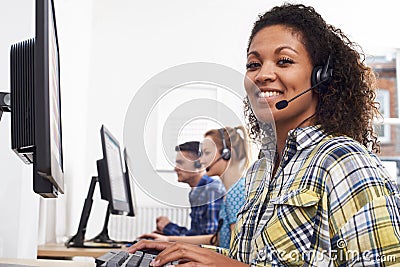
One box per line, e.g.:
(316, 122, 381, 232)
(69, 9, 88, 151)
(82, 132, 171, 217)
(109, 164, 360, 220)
(8, 0, 63, 198)
(65, 125, 135, 248)
(123, 148, 136, 217)
(97, 125, 131, 215)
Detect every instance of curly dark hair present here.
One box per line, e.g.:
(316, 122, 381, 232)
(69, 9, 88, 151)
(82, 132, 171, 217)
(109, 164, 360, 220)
(244, 3, 380, 152)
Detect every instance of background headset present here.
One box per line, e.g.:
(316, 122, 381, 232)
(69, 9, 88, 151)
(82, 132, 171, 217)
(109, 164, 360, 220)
(194, 161, 202, 169)
(219, 128, 231, 161)
(204, 129, 232, 172)
(175, 141, 203, 169)
(194, 142, 202, 169)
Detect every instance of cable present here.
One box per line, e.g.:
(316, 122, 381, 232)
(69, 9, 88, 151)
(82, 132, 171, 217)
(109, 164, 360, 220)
(209, 218, 224, 245)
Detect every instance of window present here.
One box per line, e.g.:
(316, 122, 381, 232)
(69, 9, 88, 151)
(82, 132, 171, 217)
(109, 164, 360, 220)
(375, 89, 391, 143)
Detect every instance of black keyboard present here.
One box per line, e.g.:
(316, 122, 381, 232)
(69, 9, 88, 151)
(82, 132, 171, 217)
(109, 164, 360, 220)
(95, 250, 179, 267)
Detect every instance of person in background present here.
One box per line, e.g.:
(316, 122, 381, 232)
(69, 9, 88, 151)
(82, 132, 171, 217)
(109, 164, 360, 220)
(155, 141, 225, 236)
(141, 126, 249, 249)
(129, 3, 400, 266)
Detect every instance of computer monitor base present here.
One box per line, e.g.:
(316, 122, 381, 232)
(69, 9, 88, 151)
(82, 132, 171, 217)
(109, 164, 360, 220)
(65, 176, 121, 249)
(67, 241, 121, 249)
(88, 201, 114, 241)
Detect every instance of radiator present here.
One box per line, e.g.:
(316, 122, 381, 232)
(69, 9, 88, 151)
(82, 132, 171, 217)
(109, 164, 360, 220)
(108, 206, 191, 241)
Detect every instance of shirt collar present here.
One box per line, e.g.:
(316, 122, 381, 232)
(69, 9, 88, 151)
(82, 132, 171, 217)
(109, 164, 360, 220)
(287, 125, 326, 151)
(196, 174, 211, 187)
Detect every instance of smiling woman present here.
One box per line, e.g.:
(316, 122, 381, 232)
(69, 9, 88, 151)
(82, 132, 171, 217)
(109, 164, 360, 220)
(245, 24, 317, 154)
(126, 3, 400, 266)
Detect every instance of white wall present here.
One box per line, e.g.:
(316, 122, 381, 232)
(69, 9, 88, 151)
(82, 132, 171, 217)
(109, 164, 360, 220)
(54, 0, 95, 244)
(0, 0, 94, 259)
(0, 0, 399, 259)
(0, 0, 40, 259)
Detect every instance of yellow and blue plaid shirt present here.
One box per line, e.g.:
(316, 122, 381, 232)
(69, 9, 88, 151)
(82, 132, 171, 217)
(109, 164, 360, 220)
(211, 125, 400, 266)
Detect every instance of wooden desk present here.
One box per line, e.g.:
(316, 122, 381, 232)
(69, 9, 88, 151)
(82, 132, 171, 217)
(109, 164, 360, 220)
(0, 257, 95, 267)
(37, 243, 123, 259)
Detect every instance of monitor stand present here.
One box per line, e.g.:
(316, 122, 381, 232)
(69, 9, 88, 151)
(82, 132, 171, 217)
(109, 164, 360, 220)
(65, 176, 120, 248)
(87, 203, 116, 244)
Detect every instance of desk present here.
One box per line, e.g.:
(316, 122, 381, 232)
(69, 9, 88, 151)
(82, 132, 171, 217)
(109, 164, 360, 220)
(0, 257, 95, 267)
(37, 243, 123, 259)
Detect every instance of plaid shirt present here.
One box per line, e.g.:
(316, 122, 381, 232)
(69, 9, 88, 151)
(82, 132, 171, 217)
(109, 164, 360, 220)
(223, 125, 400, 266)
(163, 175, 225, 236)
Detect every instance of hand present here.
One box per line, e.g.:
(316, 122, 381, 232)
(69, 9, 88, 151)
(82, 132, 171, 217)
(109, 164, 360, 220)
(156, 216, 171, 232)
(126, 239, 173, 254)
(140, 242, 248, 267)
(138, 232, 169, 242)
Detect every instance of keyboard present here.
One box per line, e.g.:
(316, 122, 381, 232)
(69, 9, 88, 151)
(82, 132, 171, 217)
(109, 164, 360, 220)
(95, 250, 179, 267)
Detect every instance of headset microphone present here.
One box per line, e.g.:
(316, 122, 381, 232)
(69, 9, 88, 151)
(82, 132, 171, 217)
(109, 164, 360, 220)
(205, 156, 224, 172)
(275, 55, 333, 110)
(275, 80, 323, 110)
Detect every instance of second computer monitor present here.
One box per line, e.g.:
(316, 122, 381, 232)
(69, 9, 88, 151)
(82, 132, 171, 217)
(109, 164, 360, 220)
(123, 148, 136, 217)
(97, 125, 130, 215)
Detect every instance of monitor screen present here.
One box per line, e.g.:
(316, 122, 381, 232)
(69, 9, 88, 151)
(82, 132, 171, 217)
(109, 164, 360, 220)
(9, 0, 64, 198)
(98, 125, 130, 215)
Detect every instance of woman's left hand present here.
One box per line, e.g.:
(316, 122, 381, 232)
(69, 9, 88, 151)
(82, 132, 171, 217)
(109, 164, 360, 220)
(137, 232, 169, 241)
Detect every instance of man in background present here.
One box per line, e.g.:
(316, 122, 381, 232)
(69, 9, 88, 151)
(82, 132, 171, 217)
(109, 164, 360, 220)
(155, 141, 225, 236)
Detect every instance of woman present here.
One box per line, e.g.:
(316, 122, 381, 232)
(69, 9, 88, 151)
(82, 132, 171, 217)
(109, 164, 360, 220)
(139, 126, 250, 249)
(128, 4, 400, 266)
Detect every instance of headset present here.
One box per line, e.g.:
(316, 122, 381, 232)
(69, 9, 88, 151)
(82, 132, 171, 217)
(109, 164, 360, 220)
(175, 141, 202, 169)
(194, 159, 202, 169)
(192, 144, 201, 169)
(204, 129, 232, 172)
(219, 128, 231, 161)
(311, 55, 333, 93)
(275, 55, 333, 110)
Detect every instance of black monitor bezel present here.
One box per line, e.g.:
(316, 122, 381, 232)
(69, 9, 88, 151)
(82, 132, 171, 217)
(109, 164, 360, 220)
(98, 125, 130, 215)
(123, 148, 136, 217)
(34, 0, 64, 194)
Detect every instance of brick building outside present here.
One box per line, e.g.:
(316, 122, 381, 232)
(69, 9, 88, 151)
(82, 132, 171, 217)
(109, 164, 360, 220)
(367, 51, 400, 184)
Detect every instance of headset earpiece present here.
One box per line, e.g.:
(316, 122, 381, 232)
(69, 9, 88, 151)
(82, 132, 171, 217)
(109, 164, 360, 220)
(221, 148, 231, 161)
(219, 129, 231, 161)
(194, 160, 202, 169)
(311, 55, 333, 93)
(193, 145, 202, 168)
